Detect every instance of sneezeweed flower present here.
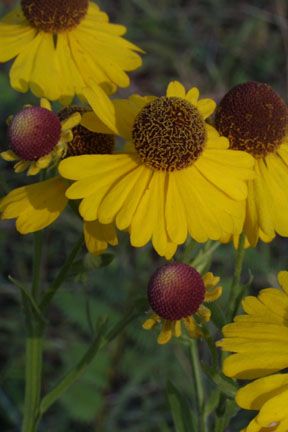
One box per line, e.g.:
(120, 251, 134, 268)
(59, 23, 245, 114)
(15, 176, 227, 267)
(1, 99, 81, 176)
(215, 81, 288, 246)
(59, 81, 255, 259)
(0, 109, 118, 255)
(142, 263, 222, 344)
(217, 271, 288, 432)
(0, 0, 142, 104)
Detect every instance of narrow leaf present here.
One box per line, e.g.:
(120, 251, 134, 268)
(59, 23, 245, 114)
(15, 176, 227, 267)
(166, 381, 197, 432)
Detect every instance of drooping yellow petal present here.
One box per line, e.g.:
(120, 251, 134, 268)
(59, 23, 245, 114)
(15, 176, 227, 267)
(0, 7, 36, 62)
(195, 150, 253, 200)
(157, 320, 173, 345)
(82, 85, 118, 134)
(173, 320, 182, 338)
(0, 177, 68, 234)
(142, 314, 160, 330)
(84, 220, 118, 255)
(81, 112, 117, 135)
(98, 165, 146, 224)
(116, 166, 152, 230)
(165, 173, 187, 244)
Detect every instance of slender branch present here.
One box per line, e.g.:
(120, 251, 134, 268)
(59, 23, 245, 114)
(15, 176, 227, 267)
(31, 232, 43, 300)
(40, 236, 83, 311)
(227, 233, 246, 320)
(190, 340, 207, 432)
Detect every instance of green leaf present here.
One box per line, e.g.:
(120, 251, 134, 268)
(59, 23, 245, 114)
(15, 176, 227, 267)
(201, 364, 238, 398)
(39, 320, 108, 416)
(70, 253, 115, 277)
(166, 381, 197, 432)
(203, 389, 220, 417)
(8, 276, 46, 325)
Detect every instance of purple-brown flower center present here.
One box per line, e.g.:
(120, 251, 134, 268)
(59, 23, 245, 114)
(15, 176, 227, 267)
(9, 106, 61, 161)
(147, 263, 205, 321)
(215, 81, 288, 158)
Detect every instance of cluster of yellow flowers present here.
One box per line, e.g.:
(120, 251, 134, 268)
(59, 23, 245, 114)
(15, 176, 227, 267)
(1, 2, 288, 431)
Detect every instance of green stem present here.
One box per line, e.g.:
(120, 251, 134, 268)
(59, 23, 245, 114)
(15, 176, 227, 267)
(22, 327, 43, 432)
(190, 340, 206, 432)
(228, 232, 246, 320)
(32, 232, 43, 300)
(22, 233, 44, 432)
(40, 236, 83, 311)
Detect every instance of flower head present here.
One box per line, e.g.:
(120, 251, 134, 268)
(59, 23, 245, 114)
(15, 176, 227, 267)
(1, 99, 81, 176)
(217, 271, 288, 432)
(215, 81, 288, 246)
(0, 106, 118, 255)
(0, 1, 142, 103)
(143, 263, 222, 344)
(59, 81, 255, 259)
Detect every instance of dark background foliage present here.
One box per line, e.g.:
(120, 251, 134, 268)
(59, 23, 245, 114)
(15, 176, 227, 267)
(0, 0, 287, 431)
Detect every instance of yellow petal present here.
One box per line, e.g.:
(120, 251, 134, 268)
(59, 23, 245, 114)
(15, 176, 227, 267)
(173, 320, 182, 338)
(61, 112, 81, 131)
(40, 98, 52, 111)
(84, 220, 118, 255)
(236, 374, 288, 410)
(0, 7, 36, 62)
(143, 314, 159, 330)
(185, 87, 200, 105)
(278, 271, 288, 295)
(166, 81, 186, 98)
(82, 84, 118, 134)
(166, 173, 187, 244)
(1, 150, 19, 161)
(157, 320, 173, 345)
(81, 111, 115, 135)
(0, 177, 68, 233)
(196, 98, 216, 119)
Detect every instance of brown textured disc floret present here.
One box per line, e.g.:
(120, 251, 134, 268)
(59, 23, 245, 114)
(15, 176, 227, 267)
(21, 0, 89, 33)
(215, 81, 288, 158)
(148, 263, 205, 321)
(58, 107, 115, 157)
(132, 97, 206, 171)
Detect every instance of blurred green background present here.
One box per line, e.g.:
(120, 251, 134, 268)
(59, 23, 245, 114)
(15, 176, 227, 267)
(0, 0, 287, 431)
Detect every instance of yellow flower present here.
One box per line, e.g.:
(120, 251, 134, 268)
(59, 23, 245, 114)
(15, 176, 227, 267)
(0, 176, 118, 255)
(217, 271, 288, 432)
(0, 113, 118, 255)
(143, 264, 222, 344)
(215, 81, 288, 246)
(59, 81, 255, 259)
(0, 0, 142, 104)
(1, 98, 81, 176)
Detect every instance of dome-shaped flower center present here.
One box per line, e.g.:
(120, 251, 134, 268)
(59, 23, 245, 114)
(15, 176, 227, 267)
(58, 107, 115, 157)
(147, 263, 205, 321)
(215, 81, 288, 158)
(132, 97, 206, 171)
(9, 106, 61, 161)
(21, 0, 89, 33)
